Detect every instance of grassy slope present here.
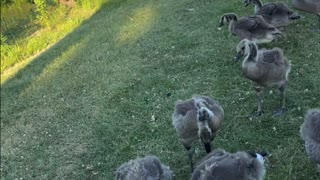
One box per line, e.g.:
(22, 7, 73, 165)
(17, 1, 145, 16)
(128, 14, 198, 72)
(1, 0, 320, 179)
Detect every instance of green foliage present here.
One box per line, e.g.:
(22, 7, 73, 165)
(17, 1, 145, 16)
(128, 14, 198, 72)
(0, 0, 33, 32)
(77, 0, 105, 10)
(34, 0, 48, 27)
(0, 34, 11, 56)
(0, 0, 13, 6)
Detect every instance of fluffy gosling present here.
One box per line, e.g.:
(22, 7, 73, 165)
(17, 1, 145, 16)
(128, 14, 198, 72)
(244, 0, 300, 27)
(234, 39, 291, 117)
(219, 13, 283, 44)
(172, 95, 224, 172)
(115, 155, 173, 180)
(191, 149, 267, 180)
(300, 109, 320, 172)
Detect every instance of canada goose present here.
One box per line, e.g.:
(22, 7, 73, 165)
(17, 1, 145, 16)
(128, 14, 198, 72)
(191, 149, 267, 180)
(234, 39, 291, 117)
(244, 0, 301, 27)
(115, 155, 173, 180)
(292, 0, 320, 29)
(300, 109, 320, 172)
(219, 13, 283, 44)
(172, 95, 224, 172)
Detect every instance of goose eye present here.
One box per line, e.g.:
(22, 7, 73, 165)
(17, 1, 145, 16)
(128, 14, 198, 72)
(288, 11, 293, 15)
(269, 27, 275, 31)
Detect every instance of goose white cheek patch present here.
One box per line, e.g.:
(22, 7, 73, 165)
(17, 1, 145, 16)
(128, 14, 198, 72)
(256, 153, 265, 165)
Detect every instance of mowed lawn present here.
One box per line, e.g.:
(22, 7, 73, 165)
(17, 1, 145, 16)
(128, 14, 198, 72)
(1, 0, 320, 179)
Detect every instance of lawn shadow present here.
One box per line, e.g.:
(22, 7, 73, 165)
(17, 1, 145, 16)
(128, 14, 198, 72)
(0, 0, 133, 104)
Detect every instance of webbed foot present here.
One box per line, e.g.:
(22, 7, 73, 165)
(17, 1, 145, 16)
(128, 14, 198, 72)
(273, 108, 287, 116)
(249, 111, 263, 118)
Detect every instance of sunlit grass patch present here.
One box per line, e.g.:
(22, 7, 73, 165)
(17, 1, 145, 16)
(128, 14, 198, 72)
(117, 4, 157, 44)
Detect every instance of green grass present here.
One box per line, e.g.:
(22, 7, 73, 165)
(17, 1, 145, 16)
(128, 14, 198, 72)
(1, 0, 320, 179)
(0, 0, 105, 73)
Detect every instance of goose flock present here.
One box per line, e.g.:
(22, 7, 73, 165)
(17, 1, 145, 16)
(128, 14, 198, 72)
(115, 0, 320, 179)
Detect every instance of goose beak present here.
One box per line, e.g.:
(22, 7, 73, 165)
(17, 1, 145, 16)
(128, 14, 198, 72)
(243, 0, 250, 6)
(234, 52, 244, 62)
(272, 29, 285, 38)
(257, 151, 268, 157)
(256, 151, 268, 164)
(256, 153, 265, 164)
(290, 14, 301, 20)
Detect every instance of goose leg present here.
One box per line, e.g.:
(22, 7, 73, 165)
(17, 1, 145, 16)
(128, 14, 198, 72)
(317, 14, 320, 31)
(185, 146, 194, 173)
(203, 142, 212, 154)
(273, 85, 287, 116)
(250, 86, 264, 117)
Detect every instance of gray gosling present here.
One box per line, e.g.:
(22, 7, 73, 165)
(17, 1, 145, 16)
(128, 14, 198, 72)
(219, 13, 283, 44)
(172, 95, 224, 172)
(191, 149, 267, 180)
(244, 0, 301, 27)
(292, 0, 320, 29)
(115, 155, 173, 180)
(234, 39, 291, 117)
(300, 109, 320, 172)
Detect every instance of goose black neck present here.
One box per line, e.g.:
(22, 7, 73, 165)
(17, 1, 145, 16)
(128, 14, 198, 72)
(255, 0, 263, 8)
(247, 43, 257, 61)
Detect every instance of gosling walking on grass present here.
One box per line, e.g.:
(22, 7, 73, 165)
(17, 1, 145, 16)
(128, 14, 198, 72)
(234, 39, 291, 117)
(244, 0, 300, 27)
(172, 95, 224, 172)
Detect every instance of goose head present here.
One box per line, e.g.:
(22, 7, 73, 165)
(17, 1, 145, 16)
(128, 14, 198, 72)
(234, 39, 254, 61)
(197, 107, 214, 141)
(196, 105, 214, 153)
(247, 150, 268, 165)
(244, 0, 262, 7)
(219, 13, 238, 27)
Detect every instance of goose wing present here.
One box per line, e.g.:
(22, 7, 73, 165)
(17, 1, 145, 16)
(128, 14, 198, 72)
(246, 15, 272, 32)
(174, 99, 196, 116)
(261, 49, 283, 64)
(235, 17, 260, 32)
(257, 3, 277, 16)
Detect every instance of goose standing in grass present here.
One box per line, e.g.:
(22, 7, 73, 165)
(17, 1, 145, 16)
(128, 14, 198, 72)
(172, 95, 224, 172)
(234, 39, 291, 117)
(300, 109, 320, 172)
(191, 149, 267, 180)
(219, 13, 283, 44)
(115, 155, 173, 180)
(292, 0, 320, 30)
(244, 0, 301, 27)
